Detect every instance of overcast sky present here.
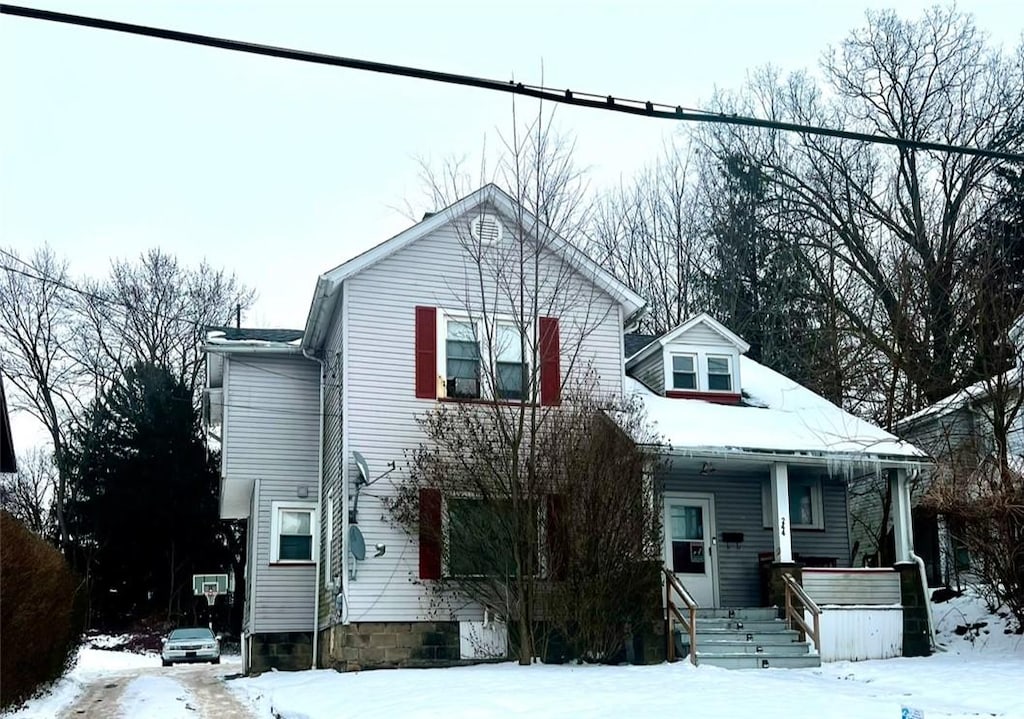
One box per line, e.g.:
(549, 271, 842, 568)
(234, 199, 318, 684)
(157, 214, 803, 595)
(2, 0, 1021, 448)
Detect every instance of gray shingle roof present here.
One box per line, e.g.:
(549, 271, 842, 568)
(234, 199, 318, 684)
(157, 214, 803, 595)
(624, 332, 661, 358)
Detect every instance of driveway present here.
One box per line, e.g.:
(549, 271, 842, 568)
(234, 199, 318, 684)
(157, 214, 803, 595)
(58, 658, 257, 719)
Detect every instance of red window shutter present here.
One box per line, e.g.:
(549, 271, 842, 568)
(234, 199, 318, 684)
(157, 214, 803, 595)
(419, 488, 442, 580)
(539, 317, 561, 406)
(415, 306, 437, 399)
(546, 494, 568, 580)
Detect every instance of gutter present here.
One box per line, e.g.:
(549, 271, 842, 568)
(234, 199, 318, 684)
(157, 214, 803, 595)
(645, 445, 931, 470)
(204, 344, 303, 355)
(302, 348, 326, 670)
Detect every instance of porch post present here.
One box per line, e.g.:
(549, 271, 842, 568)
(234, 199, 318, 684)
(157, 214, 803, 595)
(889, 467, 914, 563)
(769, 462, 793, 563)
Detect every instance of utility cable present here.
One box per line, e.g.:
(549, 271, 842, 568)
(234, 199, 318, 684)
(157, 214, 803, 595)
(2, 4, 1021, 163)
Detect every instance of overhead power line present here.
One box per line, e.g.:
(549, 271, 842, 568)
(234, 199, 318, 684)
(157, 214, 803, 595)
(3, 3, 1022, 163)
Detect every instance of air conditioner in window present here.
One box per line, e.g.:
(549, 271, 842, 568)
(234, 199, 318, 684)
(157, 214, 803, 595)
(450, 377, 479, 398)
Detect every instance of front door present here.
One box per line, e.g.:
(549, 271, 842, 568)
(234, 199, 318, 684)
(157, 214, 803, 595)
(663, 494, 718, 607)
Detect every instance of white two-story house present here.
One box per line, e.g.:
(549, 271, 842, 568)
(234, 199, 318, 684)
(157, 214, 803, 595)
(205, 184, 932, 673)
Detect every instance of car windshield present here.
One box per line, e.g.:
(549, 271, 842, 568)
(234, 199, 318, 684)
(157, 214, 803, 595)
(169, 628, 214, 641)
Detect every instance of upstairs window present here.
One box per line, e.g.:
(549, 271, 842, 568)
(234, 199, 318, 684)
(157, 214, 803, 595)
(494, 322, 526, 400)
(671, 354, 697, 390)
(707, 356, 733, 391)
(446, 320, 481, 399)
(417, 307, 558, 404)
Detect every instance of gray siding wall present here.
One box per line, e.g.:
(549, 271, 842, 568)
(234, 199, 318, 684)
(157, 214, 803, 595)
(661, 462, 851, 607)
(223, 354, 321, 633)
(319, 311, 345, 626)
(339, 203, 627, 623)
(631, 349, 664, 393)
(677, 323, 728, 347)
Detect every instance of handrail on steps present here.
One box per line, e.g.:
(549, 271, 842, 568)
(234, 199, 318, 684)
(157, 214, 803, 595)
(662, 567, 698, 666)
(781, 572, 821, 655)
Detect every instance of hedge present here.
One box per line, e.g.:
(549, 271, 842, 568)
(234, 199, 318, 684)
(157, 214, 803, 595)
(0, 510, 83, 710)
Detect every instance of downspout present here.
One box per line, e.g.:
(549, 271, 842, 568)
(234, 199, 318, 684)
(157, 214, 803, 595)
(303, 348, 326, 670)
(907, 470, 940, 651)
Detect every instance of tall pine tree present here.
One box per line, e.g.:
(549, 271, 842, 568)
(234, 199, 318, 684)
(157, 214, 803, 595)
(706, 152, 817, 389)
(64, 363, 228, 628)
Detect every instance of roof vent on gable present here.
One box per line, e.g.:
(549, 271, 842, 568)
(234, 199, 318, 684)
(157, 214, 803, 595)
(470, 213, 503, 244)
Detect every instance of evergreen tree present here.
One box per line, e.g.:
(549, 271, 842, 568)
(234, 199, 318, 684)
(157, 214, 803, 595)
(706, 152, 817, 389)
(64, 363, 228, 628)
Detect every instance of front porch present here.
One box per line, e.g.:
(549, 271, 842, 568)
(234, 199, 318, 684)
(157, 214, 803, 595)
(659, 453, 933, 666)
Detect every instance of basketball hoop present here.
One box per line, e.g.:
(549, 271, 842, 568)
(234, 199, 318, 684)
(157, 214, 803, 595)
(204, 587, 218, 607)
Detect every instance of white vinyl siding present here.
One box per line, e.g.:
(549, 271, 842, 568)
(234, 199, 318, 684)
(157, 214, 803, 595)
(222, 354, 320, 633)
(340, 202, 626, 622)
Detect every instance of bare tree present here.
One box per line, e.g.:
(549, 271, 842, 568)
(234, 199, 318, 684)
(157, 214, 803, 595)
(0, 247, 88, 549)
(386, 107, 659, 664)
(588, 140, 712, 334)
(0, 447, 57, 537)
(707, 8, 1024, 416)
(79, 249, 256, 397)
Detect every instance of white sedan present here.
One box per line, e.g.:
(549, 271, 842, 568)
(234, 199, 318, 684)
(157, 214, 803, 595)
(161, 627, 221, 666)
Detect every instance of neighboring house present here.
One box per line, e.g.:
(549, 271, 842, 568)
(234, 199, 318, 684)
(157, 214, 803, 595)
(205, 185, 932, 674)
(1, 376, 16, 474)
(881, 321, 1024, 588)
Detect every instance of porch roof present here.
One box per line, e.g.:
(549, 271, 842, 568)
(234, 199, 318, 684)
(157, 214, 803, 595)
(627, 357, 929, 467)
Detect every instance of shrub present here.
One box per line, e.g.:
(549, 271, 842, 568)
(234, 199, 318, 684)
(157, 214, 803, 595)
(0, 510, 83, 710)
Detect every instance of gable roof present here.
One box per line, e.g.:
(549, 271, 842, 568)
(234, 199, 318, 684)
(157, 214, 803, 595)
(629, 356, 928, 464)
(626, 313, 751, 366)
(302, 184, 647, 352)
(896, 366, 1023, 431)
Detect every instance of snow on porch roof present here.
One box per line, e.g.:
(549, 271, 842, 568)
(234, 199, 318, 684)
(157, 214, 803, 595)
(628, 357, 929, 464)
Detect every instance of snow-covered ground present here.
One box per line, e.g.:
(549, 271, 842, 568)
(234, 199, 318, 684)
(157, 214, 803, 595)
(228, 593, 1023, 719)
(1, 646, 160, 719)
(5, 595, 1021, 719)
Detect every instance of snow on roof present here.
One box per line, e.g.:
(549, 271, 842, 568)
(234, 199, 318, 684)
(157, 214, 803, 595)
(896, 365, 1023, 429)
(628, 357, 927, 462)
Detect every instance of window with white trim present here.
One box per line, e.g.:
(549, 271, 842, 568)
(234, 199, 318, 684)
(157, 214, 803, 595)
(271, 501, 317, 562)
(445, 319, 481, 399)
(671, 354, 697, 390)
(439, 312, 529, 401)
(494, 322, 526, 400)
(661, 345, 740, 395)
(761, 476, 824, 530)
(707, 355, 733, 391)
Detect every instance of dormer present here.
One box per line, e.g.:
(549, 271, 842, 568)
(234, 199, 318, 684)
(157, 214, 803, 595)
(625, 313, 750, 405)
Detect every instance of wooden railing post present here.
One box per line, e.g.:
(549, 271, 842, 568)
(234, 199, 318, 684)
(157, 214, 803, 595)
(662, 567, 699, 666)
(781, 572, 821, 655)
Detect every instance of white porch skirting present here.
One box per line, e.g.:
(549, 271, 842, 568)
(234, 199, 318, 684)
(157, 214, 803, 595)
(810, 606, 903, 662)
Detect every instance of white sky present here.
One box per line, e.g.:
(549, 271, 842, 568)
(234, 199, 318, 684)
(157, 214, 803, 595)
(2, 0, 1021, 448)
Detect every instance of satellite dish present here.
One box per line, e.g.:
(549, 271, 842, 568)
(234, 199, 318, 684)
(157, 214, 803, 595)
(353, 450, 370, 486)
(348, 525, 366, 561)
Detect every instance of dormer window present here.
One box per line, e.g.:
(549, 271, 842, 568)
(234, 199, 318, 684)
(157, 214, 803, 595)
(707, 356, 733, 391)
(671, 354, 697, 390)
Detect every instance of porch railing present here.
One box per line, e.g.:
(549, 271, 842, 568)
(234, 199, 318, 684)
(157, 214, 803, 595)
(662, 567, 698, 665)
(782, 572, 821, 655)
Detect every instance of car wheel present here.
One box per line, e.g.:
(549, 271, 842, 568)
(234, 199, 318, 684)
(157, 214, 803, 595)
(162, 660, 172, 667)
(212, 657, 220, 664)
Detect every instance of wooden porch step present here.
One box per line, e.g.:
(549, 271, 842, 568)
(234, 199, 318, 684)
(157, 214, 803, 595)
(695, 618, 789, 632)
(695, 640, 813, 656)
(697, 653, 821, 670)
(693, 628, 801, 643)
(695, 608, 779, 621)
